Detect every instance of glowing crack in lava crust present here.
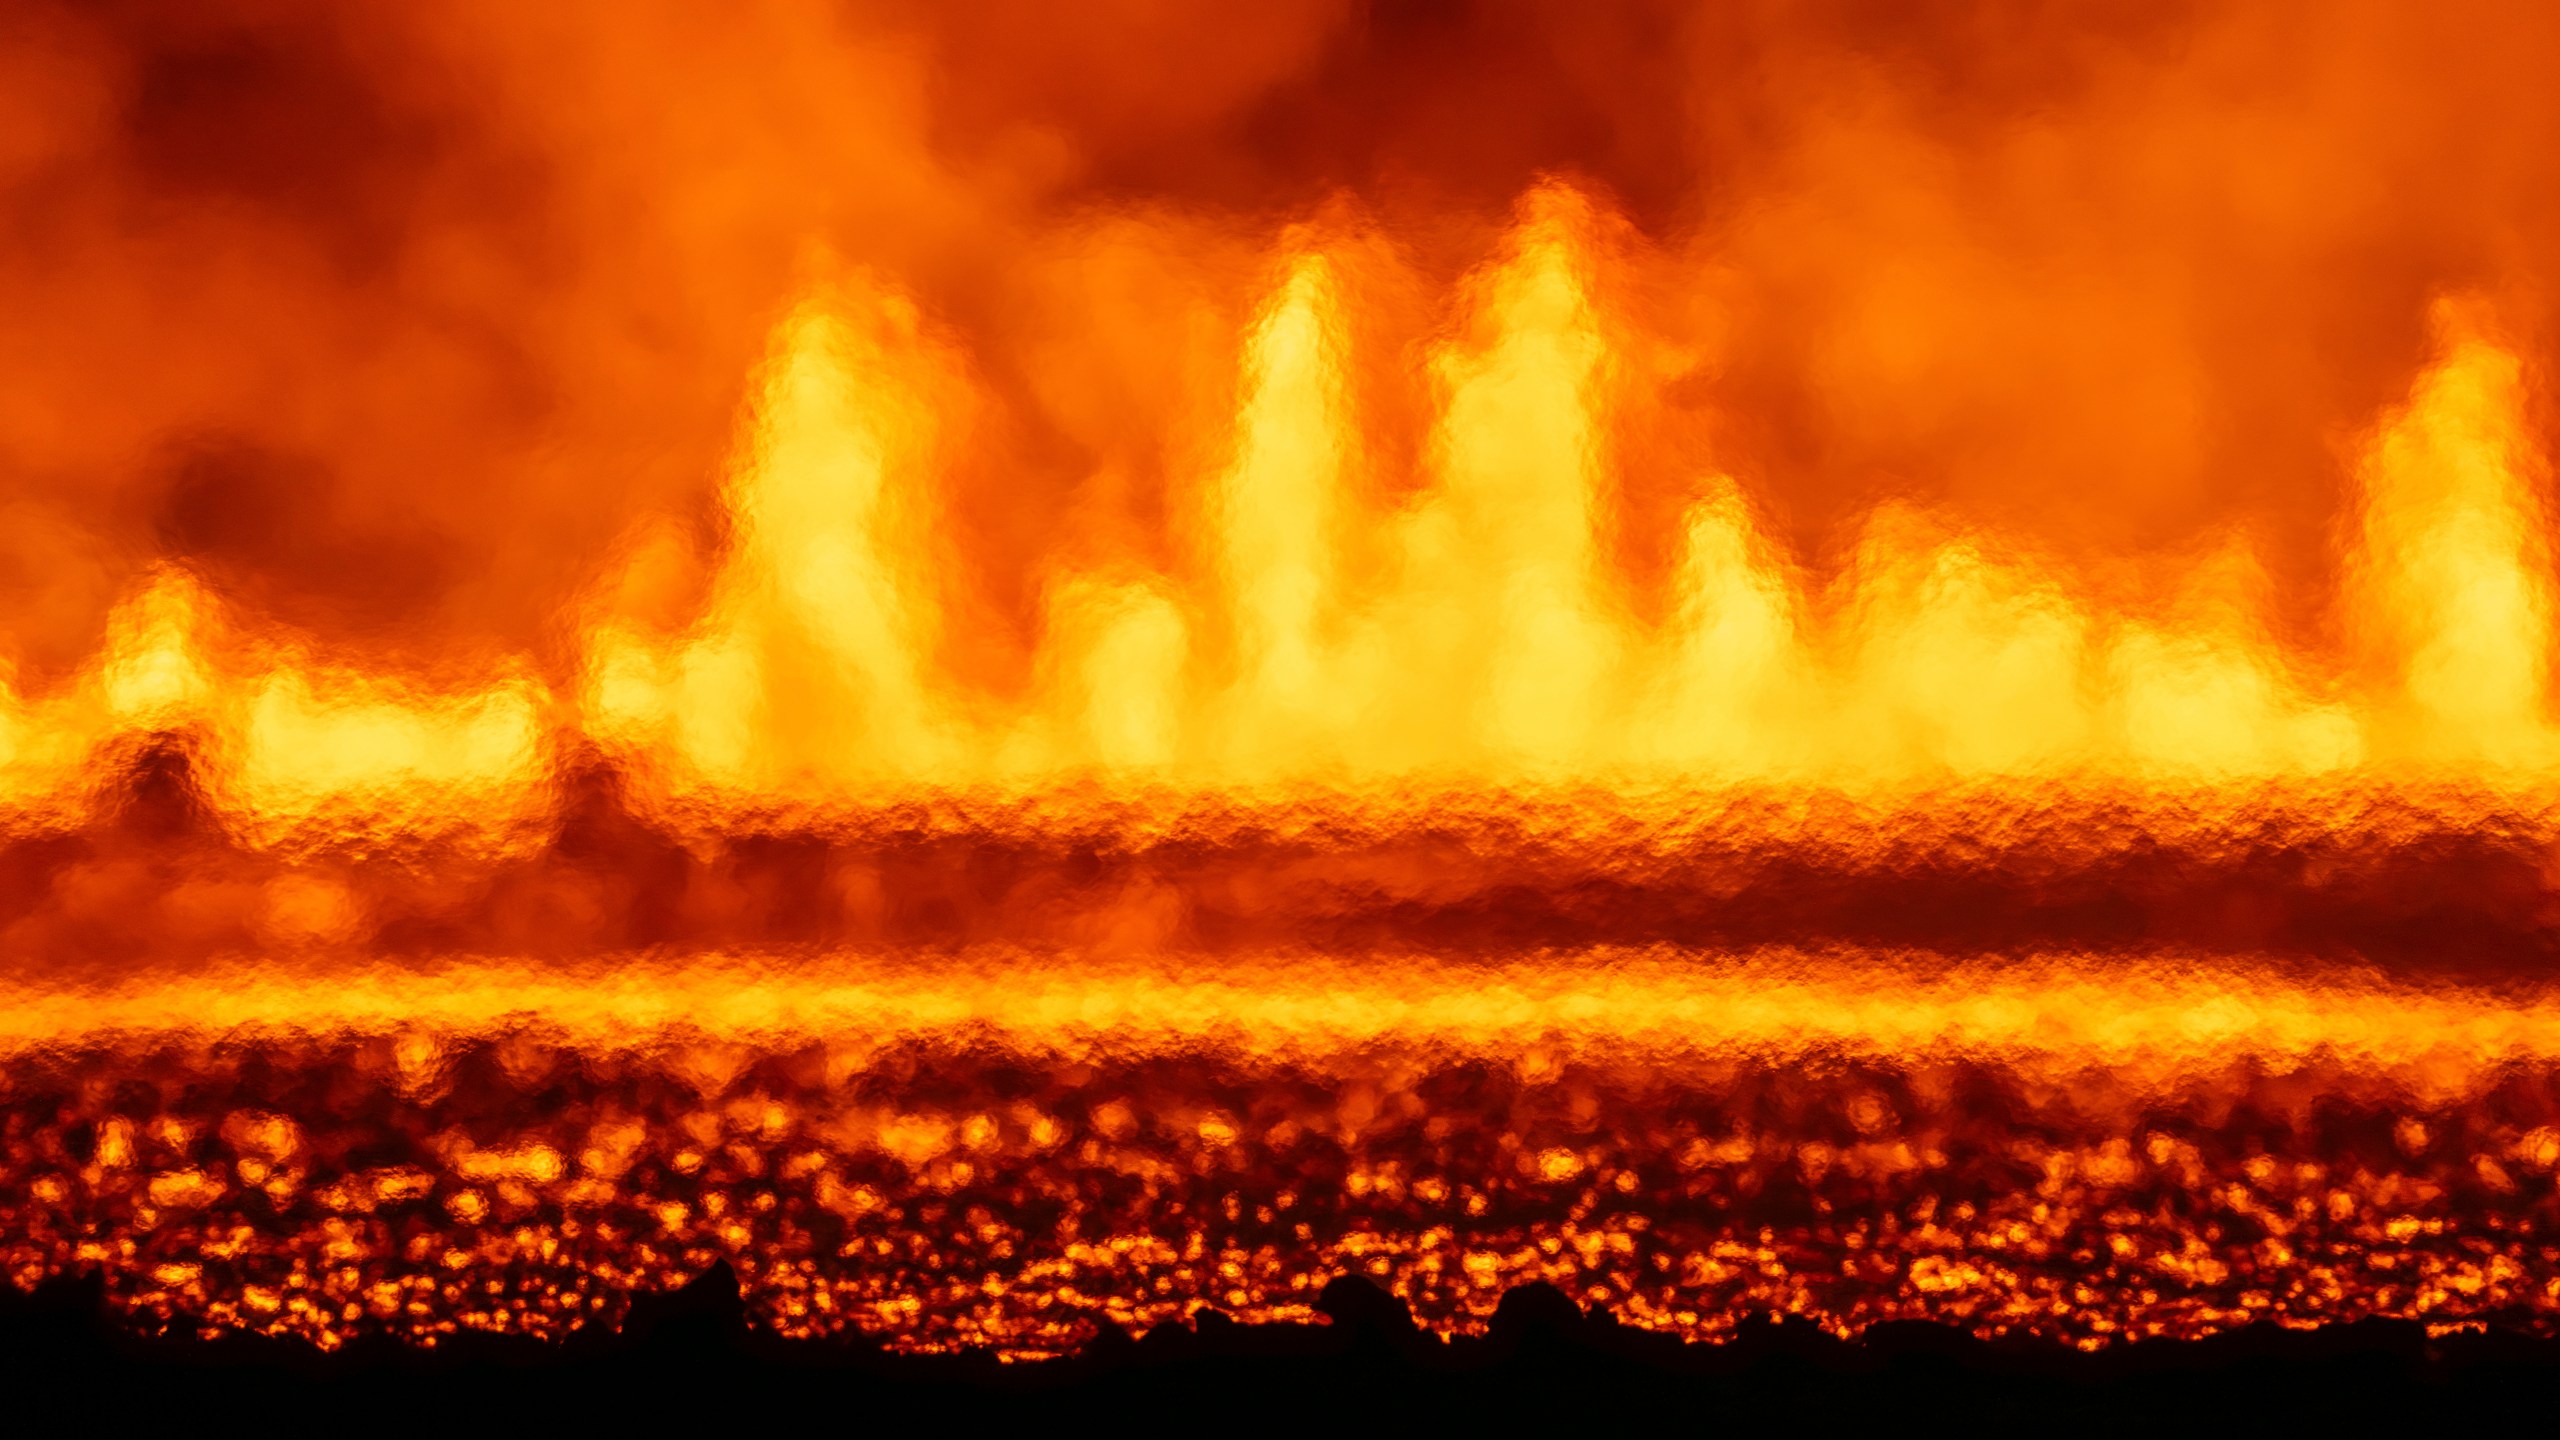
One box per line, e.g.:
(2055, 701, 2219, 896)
(12, 0, 2560, 1357)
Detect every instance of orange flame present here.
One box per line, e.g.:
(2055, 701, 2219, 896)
(3, 189, 2557, 829)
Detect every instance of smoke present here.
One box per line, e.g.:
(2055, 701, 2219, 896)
(0, 0, 2554, 684)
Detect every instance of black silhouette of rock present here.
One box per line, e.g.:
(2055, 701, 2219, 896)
(0, 1267, 2553, 1425)
(1487, 1281, 1585, 1353)
(614, 1259, 748, 1353)
(1314, 1274, 1421, 1353)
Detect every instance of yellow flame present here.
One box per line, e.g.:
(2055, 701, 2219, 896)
(8, 191, 2560, 833)
(1402, 195, 1617, 769)
(1636, 481, 1803, 771)
(587, 282, 961, 799)
(1214, 255, 1348, 772)
(2348, 300, 2555, 769)
(224, 670, 547, 839)
(98, 565, 216, 730)
(1040, 573, 1189, 772)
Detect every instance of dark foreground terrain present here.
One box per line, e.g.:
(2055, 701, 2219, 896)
(5, 1262, 2550, 1430)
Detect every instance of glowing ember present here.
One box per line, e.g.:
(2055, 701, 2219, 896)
(7, 0, 2560, 1357)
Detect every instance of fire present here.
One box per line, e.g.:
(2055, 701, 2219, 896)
(6, 203, 2551, 816)
(8, 0, 2560, 1358)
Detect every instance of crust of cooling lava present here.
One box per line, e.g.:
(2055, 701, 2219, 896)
(7, 952, 2560, 1355)
(8, 759, 2560, 1355)
(13, 749, 2560, 978)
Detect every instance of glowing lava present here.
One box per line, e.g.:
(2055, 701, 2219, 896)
(9, 1, 2560, 1359)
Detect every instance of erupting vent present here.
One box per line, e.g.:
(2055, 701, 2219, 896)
(8, 0, 2560, 1360)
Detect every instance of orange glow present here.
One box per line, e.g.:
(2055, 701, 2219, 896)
(7, 192, 2559, 814)
(11, 0, 2560, 1357)
(8, 951, 2560, 1081)
(13, 949, 2560, 1351)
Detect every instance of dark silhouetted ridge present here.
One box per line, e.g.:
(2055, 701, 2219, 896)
(0, 1267, 2547, 1425)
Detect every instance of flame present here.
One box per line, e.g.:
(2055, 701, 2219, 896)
(11, 0, 2560, 1357)
(2347, 301, 2556, 768)
(4, 190, 2556, 824)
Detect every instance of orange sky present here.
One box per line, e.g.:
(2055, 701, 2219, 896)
(3, 1, 2557, 691)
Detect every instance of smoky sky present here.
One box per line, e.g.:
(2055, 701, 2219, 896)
(1, 0, 2555, 681)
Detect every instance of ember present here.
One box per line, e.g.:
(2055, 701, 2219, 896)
(7, 0, 2560, 1358)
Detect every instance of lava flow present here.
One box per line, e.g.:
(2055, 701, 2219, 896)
(9, 0, 2560, 1356)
